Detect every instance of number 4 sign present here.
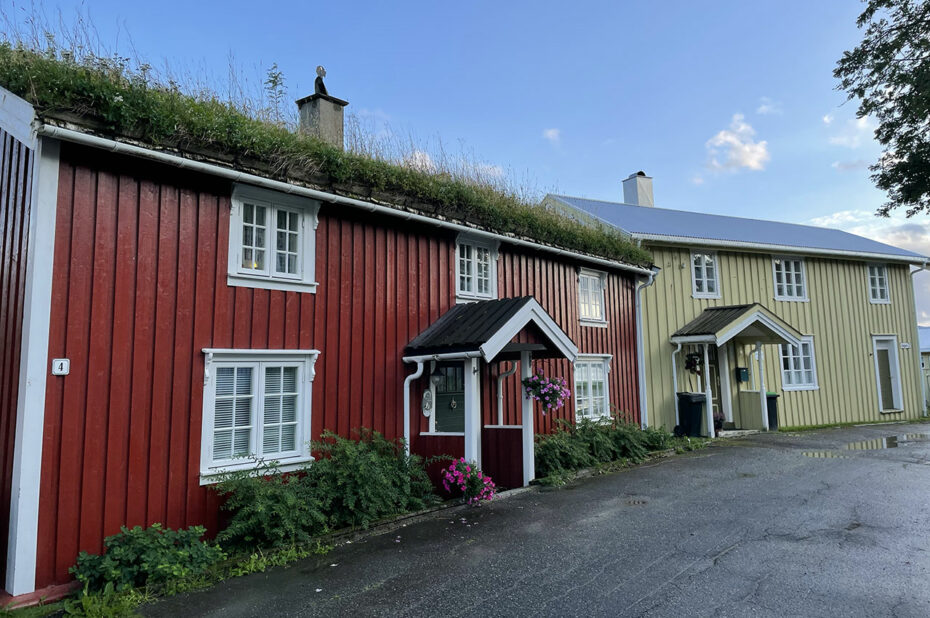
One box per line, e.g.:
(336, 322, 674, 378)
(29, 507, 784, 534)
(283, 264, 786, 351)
(51, 358, 70, 376)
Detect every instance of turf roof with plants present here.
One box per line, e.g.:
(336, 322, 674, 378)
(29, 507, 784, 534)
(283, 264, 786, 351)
(0, 42, 653, 267)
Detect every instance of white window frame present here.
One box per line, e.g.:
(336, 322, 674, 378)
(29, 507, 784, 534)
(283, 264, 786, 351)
(227, 184, 320, 293)
(455, 234, 499, 302)
(779, 335, 818, 391)
(578, 268, 608, 326)
(574, 355, 612, 421)
(867, 263, 891, 305)
(772, 256, 808, 302)
(200, 348, 320, 484)
(691, 250, 721, 299)
(872, 335, 904, 412)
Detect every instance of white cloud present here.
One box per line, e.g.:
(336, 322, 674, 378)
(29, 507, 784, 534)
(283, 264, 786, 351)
(822, 113, 834, 125)
(828, 116, 877, 149)
(705, 114, 770, 172)
(756, 97, 783, 115)
(542, 128, 561, 145)
(831, 159, 870, 172)
(403, 149, 435, 172)
(808, 209, 930, 324)
(691, 174, 705, 185)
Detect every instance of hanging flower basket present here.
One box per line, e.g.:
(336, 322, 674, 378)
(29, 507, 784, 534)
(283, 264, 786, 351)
(522, 371, 571, 413)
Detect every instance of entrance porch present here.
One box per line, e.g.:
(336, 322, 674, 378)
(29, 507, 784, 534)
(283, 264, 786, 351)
(403, 297, 578, 487)
(670, 303, 802, 437)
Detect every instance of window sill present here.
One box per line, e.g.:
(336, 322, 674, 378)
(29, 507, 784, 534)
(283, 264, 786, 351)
(456, 294, 496, 304)
(880, 409, 904, 415)
(199, 456, 314, 486)
(420, 431, 465, 437)
(774, 296, 809, 303)
(227, 273, 318, 294)
(869, 299, 892, 305)
(580, 319, 608, 328)
(782, 384, 818, 392)
(692, 293, 721, 300)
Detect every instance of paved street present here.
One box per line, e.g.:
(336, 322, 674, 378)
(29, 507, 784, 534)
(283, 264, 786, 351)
(145, 423, 930, 617)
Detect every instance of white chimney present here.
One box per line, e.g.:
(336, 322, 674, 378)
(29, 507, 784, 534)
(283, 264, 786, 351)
(622, 171, 654, 207)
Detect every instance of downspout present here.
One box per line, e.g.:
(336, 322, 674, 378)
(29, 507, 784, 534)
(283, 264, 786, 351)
(912, 261, 930, 416)
(496, 361, 519, 425)
(402, 361, 425, 456)
(635, 266, 660, 429)
(671, 343, 683, 426)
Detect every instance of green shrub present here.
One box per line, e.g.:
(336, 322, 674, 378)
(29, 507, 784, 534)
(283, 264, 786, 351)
(535, 417, 651, 478)
(215, 429, 438, 551)
(62, 584, 147, 617)
(308, 430, 438, 529)
(641, 426, 675, 451)
(70, 524, 224, 593)
(214, 466, 328, 551)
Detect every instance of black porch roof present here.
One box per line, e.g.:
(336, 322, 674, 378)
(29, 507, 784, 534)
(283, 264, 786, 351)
(405, 297, 535, 357)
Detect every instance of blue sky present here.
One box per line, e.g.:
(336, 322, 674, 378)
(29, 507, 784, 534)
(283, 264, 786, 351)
(7, 0, 930, 321)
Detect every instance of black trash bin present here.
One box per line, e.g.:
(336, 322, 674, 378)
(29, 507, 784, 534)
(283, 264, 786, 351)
(676, 392, 706, 437)
(766, 392, 779, 431)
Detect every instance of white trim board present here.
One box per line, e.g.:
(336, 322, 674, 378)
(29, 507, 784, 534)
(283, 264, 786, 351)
(0, 86, 37, 149)
(7, 137, 59, 595)
(479, 299, 578, 363)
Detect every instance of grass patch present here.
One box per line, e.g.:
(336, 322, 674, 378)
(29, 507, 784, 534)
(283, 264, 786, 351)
(0, 41, 652, 268)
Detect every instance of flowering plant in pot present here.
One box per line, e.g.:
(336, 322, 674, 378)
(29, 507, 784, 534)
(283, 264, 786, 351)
(521, 371, 570, 412)
(442, 458, 496, 505)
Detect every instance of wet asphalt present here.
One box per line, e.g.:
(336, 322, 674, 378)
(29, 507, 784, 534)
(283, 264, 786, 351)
(143, 422, 930, 617)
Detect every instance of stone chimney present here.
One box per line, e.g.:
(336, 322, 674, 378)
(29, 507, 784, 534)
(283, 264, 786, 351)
(296, 92, 349, 149)
(622, 171, 654, 207)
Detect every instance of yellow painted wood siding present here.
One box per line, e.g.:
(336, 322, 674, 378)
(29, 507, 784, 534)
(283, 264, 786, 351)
(642, 245, 923, 429)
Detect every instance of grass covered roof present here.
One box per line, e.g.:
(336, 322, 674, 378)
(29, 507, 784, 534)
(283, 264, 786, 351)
(0, 43, 652, 268)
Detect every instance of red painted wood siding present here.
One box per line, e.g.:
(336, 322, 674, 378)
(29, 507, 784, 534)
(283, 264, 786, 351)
(36, 144, 640, 587)
(0, 129, 32, 587)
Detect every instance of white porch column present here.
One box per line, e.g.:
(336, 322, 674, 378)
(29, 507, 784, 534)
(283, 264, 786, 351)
(520, 351, 535, 486)
(703, 343, 715, 438)
(463, 357, 482, 466)
(671, 344, 682, 425)
(719, 344, 733, 424)
(756, 342, 769, 430)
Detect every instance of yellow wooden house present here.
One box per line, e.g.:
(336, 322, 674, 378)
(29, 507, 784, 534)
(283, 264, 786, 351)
(546, 173, 929, 434)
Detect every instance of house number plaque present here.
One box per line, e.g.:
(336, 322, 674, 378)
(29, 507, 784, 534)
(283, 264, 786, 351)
(51, 358, 70, 376)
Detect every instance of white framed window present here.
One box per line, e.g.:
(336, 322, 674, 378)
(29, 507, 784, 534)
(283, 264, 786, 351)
(228, 184, 320, 293)
(691, 251, 721, 299)
(772, 256, 808, 301)
(574, 355, 612, 420)
(779, 336, 818, 391)
(200, 349, 319, 483)
(868, 264, 891, 304)
(455, 234, 499, 301)
(578, 268, 607, 324)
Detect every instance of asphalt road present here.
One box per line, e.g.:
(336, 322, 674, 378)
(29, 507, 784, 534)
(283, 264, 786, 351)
(144, 423, 930, 617)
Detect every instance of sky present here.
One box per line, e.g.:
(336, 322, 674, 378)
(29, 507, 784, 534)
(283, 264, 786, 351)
(5, 0, 930, 322)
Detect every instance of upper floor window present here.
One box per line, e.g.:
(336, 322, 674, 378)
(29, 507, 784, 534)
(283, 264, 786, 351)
(579, 268, 607, 324)
(691, 251, 720, 299)
(779, 336, 818, 390)
(868, 264, 890, 304)
(772, 256, 807, 301)
(456, 234, 498, 301)
(227, 184, 320, 293)
(574, 355, 611, 420)
(200, 349, 319, 483)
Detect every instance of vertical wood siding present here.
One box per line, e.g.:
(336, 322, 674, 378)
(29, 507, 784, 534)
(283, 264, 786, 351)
(642, 244, 923, 430)
(0, 129, 33, 586)
(36, 145, 640, 587)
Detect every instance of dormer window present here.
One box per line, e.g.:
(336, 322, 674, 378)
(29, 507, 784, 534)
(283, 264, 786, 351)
(456, 234, 498, 301)
(227, 184, 320, 293)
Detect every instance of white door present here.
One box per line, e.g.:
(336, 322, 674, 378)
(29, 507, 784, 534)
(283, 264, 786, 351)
(873, 336, 903, 412)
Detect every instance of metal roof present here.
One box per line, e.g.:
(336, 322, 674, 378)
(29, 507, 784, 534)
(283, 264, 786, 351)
(406, 297, 532, 356)
(672, 305, 757, 337)
(547, 194, 927, 262)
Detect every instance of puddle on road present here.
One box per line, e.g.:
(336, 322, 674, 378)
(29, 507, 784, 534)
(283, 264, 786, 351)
(802, 433, 930, 458)
(844, 433, 930, 450)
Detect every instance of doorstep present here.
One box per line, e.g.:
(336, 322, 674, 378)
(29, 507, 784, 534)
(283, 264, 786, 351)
(717, 429, 762, 438)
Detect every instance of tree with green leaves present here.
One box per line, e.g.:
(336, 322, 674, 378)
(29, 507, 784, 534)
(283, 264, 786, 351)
(835, 0, 930, 216)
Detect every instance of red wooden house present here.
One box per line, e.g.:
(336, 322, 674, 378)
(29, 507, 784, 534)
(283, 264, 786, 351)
(0, 82, 655, 598)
